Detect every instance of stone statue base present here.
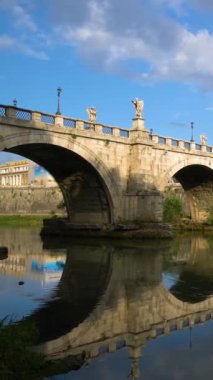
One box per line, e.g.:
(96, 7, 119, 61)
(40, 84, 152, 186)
(130, 118, 149, 140)
(132, 117, 145, 130)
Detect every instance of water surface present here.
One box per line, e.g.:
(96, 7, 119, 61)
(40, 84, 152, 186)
(1, 228, 213, 379)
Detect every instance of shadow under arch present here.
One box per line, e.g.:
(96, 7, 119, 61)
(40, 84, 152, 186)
(169, 270, 213, 303)
(158, 281, 213, 311)
(28, 243, 113, 343)
(0, 132, 121, 224)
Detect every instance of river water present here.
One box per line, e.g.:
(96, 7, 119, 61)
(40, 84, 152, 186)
(1, 227, 213, 379)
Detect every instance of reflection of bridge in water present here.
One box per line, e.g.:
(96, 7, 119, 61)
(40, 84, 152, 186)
(32, 236, 213, 377)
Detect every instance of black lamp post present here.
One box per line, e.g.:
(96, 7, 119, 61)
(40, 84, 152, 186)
(13, 99, 17, 107)
(190, 121, 194, 142)
(56, 87, 62, 115)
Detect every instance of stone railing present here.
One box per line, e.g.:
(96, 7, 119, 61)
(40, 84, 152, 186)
(0, 105, 130, 139)
(39, 307, 213, 361)
(0, 104, 212, 152)
(149, 133, 213, 153)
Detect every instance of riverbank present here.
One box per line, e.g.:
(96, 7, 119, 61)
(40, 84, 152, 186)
(0, 214, 49, 227)
(173, 219, 213, 232)
(0, 215, 212, 237)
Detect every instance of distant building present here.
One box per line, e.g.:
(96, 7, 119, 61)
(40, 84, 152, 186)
(0, 160, 56, 187)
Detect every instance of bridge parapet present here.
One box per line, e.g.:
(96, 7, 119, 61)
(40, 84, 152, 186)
(150, 133, 213, 153)
(37, 307, 213, 361)
(0, 104, 213, 154)
(0, 105, 130, 139)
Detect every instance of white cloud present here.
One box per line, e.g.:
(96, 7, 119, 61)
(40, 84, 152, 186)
(0, 34, 48, 60)
(152, 0, 213, 12)
(2, 0, 213, 88)
(12, 4, 37, 32)
(0, 0, 48, 59)
(48, 0, 213, 89)
(188, 0, 213, 11)
(0, 35, 14, 48)
(17, 42, 48, 60)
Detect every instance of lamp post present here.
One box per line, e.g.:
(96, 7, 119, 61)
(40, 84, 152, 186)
(190, 121, 194, 142)
(56, 87, 62, 115)
(13, 99, 17, 107)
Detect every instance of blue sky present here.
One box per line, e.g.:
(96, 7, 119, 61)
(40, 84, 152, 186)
(1, 0, 213, 162)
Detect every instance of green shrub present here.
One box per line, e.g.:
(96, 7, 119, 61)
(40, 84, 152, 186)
(163, 196, 183, 223)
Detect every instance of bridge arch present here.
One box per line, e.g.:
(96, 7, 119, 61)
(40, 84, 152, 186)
(157, 157, 213, 191)
(0, 131, 121, 224)
(159, 283, 213, 315)
(157, 158, 213, 221)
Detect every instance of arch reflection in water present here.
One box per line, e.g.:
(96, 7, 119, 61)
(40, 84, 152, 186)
(163, 235, 213, 302)
(33, 235, 213, 379)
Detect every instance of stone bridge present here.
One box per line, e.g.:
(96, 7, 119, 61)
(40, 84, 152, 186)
(33, 236, 213, 377)
(0, 104, 213, 224)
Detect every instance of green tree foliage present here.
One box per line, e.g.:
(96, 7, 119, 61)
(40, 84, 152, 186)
(163, 196, 183, 223)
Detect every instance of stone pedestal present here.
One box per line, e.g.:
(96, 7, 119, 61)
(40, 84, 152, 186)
(132, 117, 145, 130)
(130, 118, 149, 140)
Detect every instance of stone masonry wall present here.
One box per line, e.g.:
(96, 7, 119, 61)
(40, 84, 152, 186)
(0, 187, 66, 215)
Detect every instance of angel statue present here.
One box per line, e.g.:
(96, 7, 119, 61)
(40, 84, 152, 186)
(86, 107, 97, 123)
(200, 134, 207, 145)
(132, 98, 144, 118)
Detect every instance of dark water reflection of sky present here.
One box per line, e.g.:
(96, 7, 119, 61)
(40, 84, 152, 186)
(1, 228, 213, 379)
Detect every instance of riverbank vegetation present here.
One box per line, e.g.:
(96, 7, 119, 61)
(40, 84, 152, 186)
(0, 318, 84, 379)
(0, 215, 51, 227)
(0, 319, 44, 380)
(163, 196, 183, 223)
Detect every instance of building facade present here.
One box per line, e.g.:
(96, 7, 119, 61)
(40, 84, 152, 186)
(0, 160, 56, 187)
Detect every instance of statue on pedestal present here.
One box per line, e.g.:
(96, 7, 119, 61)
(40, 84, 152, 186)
(132, 98, 144, 118)
(86, 107, 97, 123)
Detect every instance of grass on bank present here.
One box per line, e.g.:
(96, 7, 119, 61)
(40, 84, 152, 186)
(0, 214, 52, 227)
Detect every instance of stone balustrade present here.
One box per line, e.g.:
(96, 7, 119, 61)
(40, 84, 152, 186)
(0, 104, 212, 153)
